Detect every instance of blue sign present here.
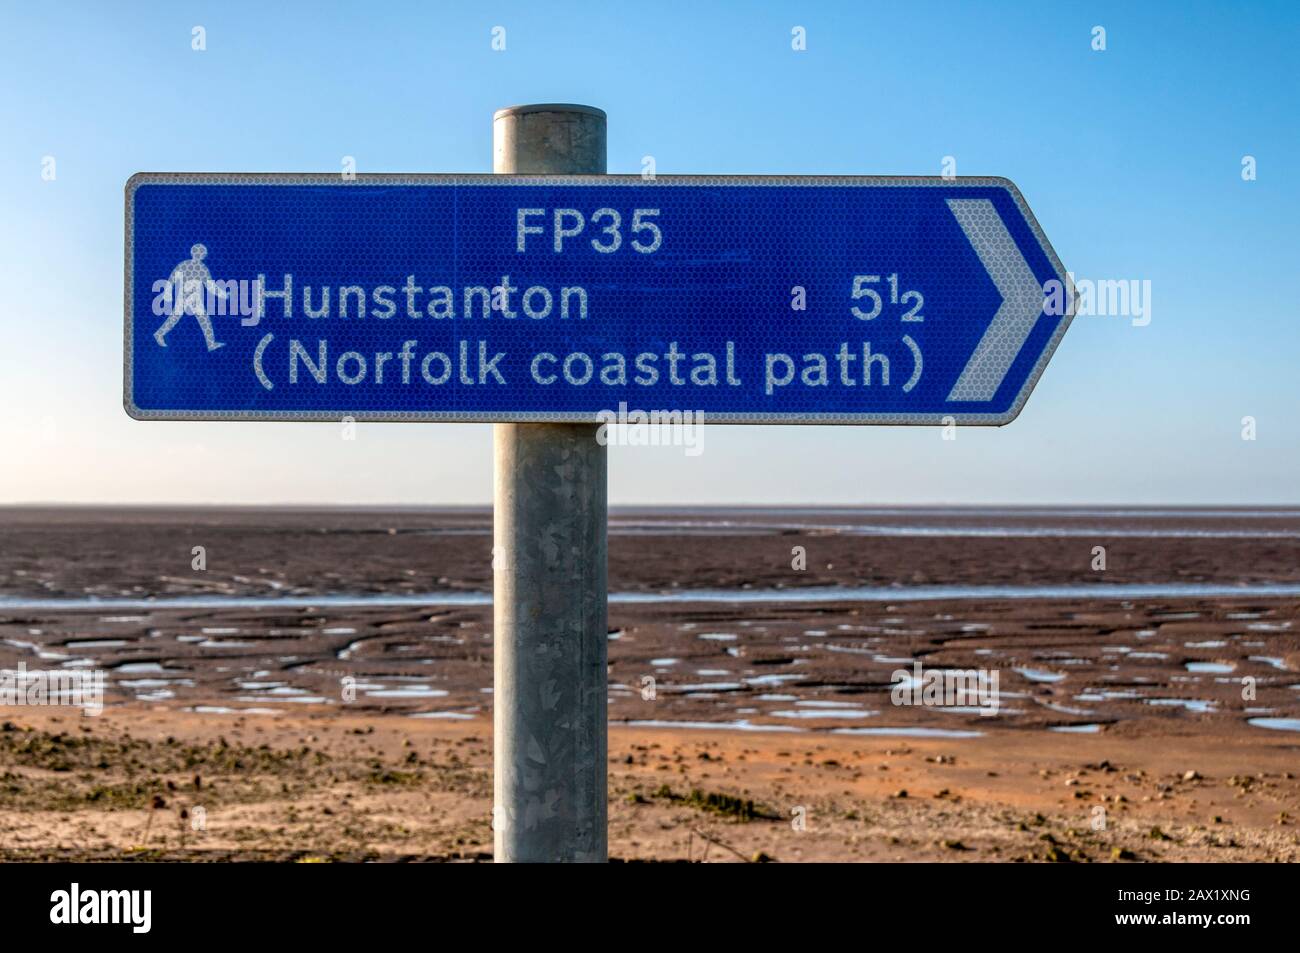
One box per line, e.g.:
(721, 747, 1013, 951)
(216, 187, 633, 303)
(125, 174, 1073, 424)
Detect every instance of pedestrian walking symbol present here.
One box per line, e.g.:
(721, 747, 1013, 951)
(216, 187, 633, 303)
(153, 243, 227, 351)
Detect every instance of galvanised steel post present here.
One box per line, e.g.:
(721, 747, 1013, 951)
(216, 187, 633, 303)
(492, 104, 609, 863)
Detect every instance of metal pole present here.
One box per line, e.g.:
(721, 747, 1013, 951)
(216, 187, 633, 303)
(492, 104, 608, 863)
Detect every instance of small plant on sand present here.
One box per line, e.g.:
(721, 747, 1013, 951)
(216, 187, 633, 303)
(651, 784, 774, 821)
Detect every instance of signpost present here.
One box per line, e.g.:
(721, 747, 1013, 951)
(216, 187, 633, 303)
(124, 103, 1074, 862)
(124, 174, 1073, 424)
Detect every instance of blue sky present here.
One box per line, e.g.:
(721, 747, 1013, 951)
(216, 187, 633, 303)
(1, 0, 1297, 504)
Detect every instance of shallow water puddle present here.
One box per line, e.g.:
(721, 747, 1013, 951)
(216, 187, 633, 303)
(668, 681, 743, 693)
(1248, 717, 1300, 732)
(1075, 690, 1143, 701)
(362, 684, 450, 699)
(617, 719, 800, 733)
(1146, 698, 1217, 713)
(831, 726, 984, 738)
(9, 581, 1300, 612)
(744, 674, 802, 686)
(1248, 656, 1288, 670)
(1015, 667, 1066, 683)
(771, 708, 875, 719)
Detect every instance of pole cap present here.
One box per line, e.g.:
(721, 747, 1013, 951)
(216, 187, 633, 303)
(493, 103, 607, 122)
(493, 104, 607, 174)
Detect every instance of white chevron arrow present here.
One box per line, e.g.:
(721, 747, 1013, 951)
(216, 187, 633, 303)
(946, 198, 1046, 402)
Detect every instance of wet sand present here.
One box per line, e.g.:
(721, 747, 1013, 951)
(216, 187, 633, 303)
(1, 506, 1298, 861)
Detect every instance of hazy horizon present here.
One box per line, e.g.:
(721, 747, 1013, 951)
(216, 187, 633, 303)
(4, 501, 1300, 511)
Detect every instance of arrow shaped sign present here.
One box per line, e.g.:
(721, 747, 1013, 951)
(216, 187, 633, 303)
(124, 174, 1074, 425)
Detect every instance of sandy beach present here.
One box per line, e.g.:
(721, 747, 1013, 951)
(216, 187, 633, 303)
(1, 505, 1298, 861)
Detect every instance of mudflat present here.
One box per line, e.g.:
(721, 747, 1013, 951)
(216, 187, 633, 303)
(1, 506, 1297, 861)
